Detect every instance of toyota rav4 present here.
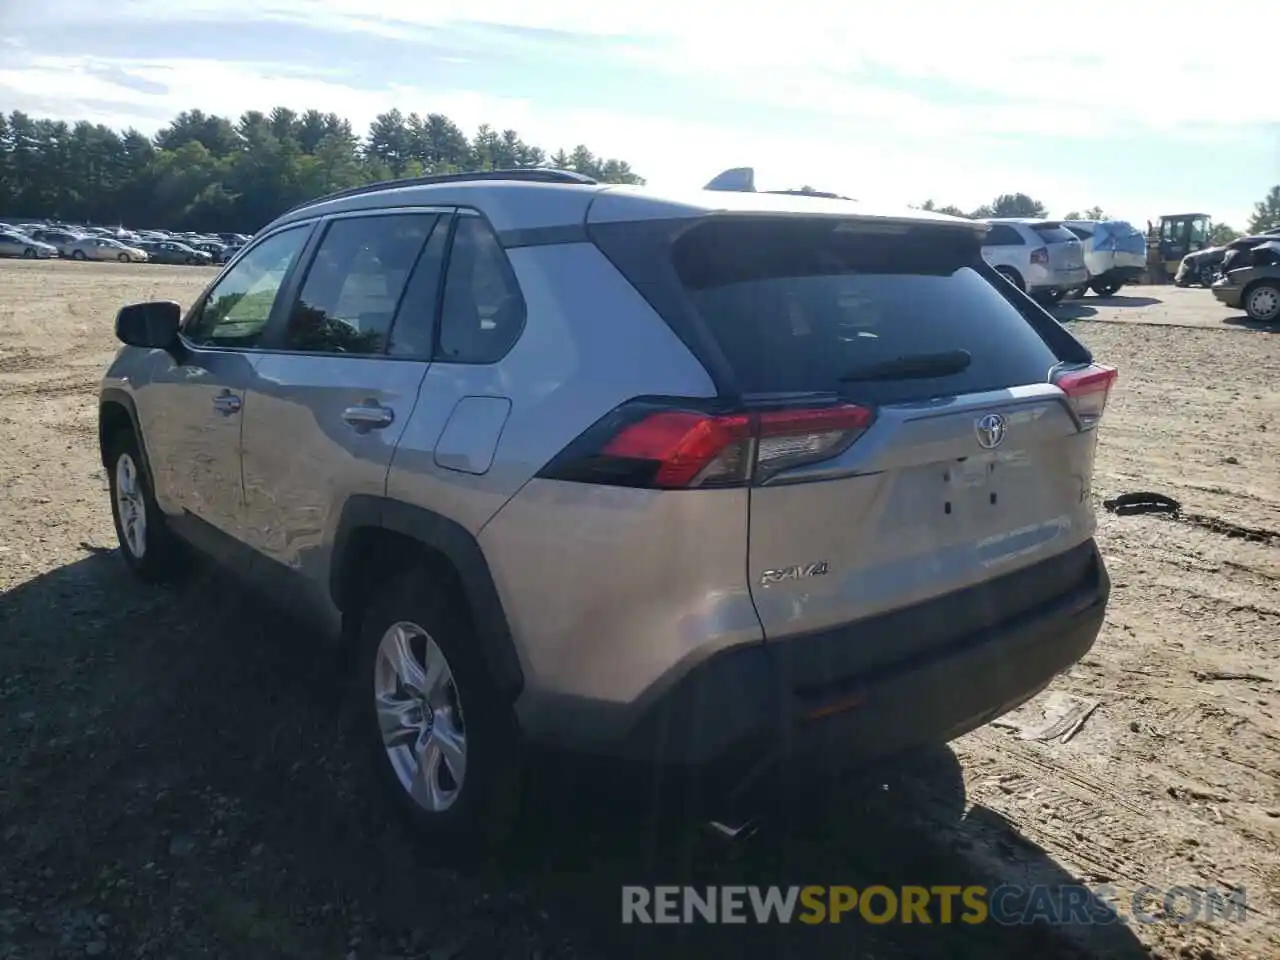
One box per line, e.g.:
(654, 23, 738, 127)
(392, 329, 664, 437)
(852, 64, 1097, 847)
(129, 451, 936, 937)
(99, 168, 1114, 854)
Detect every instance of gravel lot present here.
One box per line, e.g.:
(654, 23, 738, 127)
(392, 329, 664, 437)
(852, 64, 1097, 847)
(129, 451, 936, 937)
(1, 260, 1277, 960)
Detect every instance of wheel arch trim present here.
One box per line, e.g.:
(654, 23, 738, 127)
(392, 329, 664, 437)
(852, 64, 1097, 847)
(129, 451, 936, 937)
(99, 388, 156, 483)
(331, 495, 525, 698)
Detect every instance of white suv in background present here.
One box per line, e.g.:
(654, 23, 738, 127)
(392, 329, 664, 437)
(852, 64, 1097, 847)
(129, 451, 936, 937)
(981, 219, 1089, 305)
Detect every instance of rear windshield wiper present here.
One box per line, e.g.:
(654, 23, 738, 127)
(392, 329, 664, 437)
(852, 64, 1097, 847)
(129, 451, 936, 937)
(837, 349, 972, 383)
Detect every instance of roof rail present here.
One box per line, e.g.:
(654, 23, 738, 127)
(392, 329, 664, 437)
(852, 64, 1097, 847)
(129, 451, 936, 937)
(282, 168, 598, 216)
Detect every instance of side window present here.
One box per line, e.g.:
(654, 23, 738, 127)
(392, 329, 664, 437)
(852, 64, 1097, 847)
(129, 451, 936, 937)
(185, 226, 308, 348)
(281, 213, 439, 356)
(984, 225, 1023, 246)
(437, 215, 526, 364)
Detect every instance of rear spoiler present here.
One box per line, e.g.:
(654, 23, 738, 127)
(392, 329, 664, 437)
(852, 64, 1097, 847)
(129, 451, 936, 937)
(703, 166, 856, 201)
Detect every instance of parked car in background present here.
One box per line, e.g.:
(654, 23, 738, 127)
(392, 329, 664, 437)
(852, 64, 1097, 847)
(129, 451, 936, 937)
(1178, 233, 1280, 288)
(135, 240, 214, 266)
(30, 228, 85, 257)
(1060, 220, 1148, 296)
(189, 240, 231, 262)
(981, 219, 1089, 304)
(0, 230, 59, 258)
(1212, 243, 1280, 322)
(66, 236, 149, 263)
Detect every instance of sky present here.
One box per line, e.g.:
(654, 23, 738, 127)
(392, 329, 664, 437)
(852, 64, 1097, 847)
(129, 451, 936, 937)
(1, 1, 1277, 229)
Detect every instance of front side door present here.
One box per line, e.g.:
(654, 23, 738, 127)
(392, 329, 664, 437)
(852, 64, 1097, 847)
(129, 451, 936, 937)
(137, 224, 312, 543)
(240, 209, 450, 593)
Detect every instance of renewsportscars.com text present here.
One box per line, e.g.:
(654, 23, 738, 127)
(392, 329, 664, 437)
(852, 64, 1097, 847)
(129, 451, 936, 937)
(621, 884, 1248, 926)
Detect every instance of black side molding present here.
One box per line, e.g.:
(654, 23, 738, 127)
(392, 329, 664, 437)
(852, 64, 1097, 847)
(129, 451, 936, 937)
(330, 496, 525, 698)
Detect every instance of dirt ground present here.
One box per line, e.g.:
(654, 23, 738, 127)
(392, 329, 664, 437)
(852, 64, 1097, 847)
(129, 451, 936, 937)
(1, 259, 1277, 960)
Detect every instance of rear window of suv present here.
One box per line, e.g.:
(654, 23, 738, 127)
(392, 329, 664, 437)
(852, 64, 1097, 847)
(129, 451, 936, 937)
(601, 216, 1068, 404)
(1030, 223, 1078, 244)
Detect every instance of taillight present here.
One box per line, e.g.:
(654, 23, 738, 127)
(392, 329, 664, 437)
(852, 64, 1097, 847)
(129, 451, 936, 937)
(539, 401, 876, 489)
(1052, 363, 1117, 429)
(1030, 247, 1049, 265)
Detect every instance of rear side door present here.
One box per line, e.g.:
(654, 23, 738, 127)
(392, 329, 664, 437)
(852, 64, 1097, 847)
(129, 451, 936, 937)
(661, 218, 1107, 641)
(139, 224, 314, 542)
(238, 208, 451, 590)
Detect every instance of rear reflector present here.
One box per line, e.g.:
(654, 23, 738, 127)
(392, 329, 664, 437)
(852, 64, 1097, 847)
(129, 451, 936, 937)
(541, 401, 875, 489)
(1052, 363, 1117, 428)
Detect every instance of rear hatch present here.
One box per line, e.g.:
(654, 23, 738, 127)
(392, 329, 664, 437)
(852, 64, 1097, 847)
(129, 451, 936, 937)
(1030, 222, 1086, 274)
(582, 210, 1114, 646)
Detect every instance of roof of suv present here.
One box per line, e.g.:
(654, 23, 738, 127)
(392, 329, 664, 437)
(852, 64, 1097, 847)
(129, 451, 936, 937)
(983, 218, 1064, 227)
(272, 169, 988, 237)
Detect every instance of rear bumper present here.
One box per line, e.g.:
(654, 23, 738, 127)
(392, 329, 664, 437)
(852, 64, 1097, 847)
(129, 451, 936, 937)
(1212, 283, 1244, 309)
(608, 540, 1109, 781)
(1028, 266, 1089, 292)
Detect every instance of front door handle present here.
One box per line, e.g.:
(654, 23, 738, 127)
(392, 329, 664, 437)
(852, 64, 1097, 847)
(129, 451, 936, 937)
(342, 401, 395, 431)
(212, 390, 241, 415)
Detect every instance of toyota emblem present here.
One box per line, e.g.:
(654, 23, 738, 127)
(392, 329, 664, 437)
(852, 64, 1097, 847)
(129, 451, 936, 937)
(975, 413, 1007, 449)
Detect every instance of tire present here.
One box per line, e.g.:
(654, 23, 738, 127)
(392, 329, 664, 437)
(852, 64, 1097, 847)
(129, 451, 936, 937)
(118, 252, 130, 263)
(71, 249, 87, 261)
(22, 247, 35, 259)
(995, 266, 1025, 293)
(105, 430, 188, 582)
(1091, 279, 1122, 297)
(1199, 265, 1218, 288)
(352, 571, 523, 861)
(1243, 281, 1280, 323)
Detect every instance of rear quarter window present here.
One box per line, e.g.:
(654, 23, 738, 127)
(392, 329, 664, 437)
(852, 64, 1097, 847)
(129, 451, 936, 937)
(1031, 224, 1079, 244)
(983, 224, 1024, 246)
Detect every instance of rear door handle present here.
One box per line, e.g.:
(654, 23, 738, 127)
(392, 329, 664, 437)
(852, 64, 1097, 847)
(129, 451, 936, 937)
(212, 391, 241, 415)
(342, 401, 395, 430)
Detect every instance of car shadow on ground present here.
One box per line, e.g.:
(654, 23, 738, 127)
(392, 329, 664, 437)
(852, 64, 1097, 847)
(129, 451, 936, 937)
(0, 552, 1153, 959)
(1086, 295, 1162, 308)
(1223, 313, 1279, 332)
(1050, 302, 1097, 322)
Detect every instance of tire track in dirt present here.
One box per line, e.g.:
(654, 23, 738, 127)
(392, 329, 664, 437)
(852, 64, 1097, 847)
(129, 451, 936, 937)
(959, 732, 1280, 956)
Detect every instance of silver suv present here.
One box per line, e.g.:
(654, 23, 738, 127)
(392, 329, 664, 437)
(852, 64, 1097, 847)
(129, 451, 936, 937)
(98, 169, 1114, 853)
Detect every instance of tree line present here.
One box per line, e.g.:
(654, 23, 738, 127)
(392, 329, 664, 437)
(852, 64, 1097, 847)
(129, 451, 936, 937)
(0, 107, 644, 233)
(917, 187, 1280, 246)
(3, 104, 1277, 244)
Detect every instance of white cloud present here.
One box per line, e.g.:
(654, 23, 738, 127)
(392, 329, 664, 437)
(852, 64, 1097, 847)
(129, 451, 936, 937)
(18, 0, 1279, 129)
(0, 53, 1111, 213)
(1, 1, 1275, 225)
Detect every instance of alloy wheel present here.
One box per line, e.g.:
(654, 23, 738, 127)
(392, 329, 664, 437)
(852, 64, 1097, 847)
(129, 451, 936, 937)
(373, 621, 467, 813)
(114, 453, 147, 559)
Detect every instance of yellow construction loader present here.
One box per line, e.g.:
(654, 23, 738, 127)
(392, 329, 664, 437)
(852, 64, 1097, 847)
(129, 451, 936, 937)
(1145, 212, 1211, 283)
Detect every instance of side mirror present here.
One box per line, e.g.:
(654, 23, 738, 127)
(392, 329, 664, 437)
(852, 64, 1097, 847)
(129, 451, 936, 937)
(115, 301, 181, 350)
